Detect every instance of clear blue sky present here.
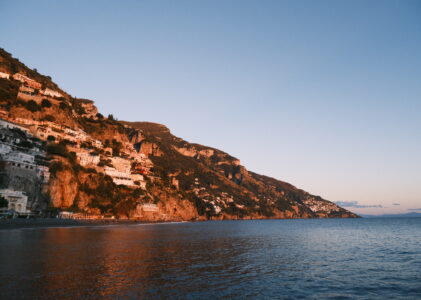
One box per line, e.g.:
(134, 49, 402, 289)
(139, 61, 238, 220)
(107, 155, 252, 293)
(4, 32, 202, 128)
(1, 0, 420, 214)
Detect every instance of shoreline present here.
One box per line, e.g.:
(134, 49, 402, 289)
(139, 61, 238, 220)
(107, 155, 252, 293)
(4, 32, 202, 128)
(0, 216, 367, 230)
(0, 218, 156, 230)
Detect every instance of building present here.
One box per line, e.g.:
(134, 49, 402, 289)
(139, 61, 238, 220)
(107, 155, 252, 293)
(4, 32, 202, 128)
(19, 85, 35, 94)
(58, 211, 74, 219)
(0, 144, 12, 155)
(36, 165, 50, 183)
(0, 189, 29, 213)
(104, 166, 135, 186)
(0, 118, 30, 133)
(12, 73, 42, 89)
(141, 203, 158, 212)
(130, 174, 146, 189)
(4, 152, 35, 164)
(42, 88, 62, 98)
(0, 71, 10, 80)
(33, 126, 60, 140)
(13, 117, 35, 126)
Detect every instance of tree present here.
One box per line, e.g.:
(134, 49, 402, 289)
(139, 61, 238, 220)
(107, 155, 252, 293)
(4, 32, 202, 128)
(47, 135, 56, 142)
(107, 114, 114, 121)
(0, 196, 8, 208)
(59, 102, 68, 110)
(41, 98, 52, 108)
(46, 143, 69, 157)
(25, 100, 40, 112)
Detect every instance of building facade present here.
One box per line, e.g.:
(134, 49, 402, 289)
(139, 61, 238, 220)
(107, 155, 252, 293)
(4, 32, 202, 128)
(0, 189, 29, 213)
(12, 73, 42, 89)
(42, 88, 62, 98)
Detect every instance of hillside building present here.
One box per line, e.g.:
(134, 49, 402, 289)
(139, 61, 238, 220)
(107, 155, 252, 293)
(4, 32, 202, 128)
(0, 144, 12, 155)
(42, 88, 62, 98)
(104, 166, 135, 186)
(19, 85, 35, 94)
(141, 203, 158, 212)
(12, 73, 42, 89)
(0, 189, 29, 213)
(0, 119, 30, 133)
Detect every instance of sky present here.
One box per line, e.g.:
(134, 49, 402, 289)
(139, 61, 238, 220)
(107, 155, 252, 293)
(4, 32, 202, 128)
(1, 0, 420, 215)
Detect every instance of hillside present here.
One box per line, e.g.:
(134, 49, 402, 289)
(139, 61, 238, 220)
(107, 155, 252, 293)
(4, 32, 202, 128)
(0, 48, 358, 220)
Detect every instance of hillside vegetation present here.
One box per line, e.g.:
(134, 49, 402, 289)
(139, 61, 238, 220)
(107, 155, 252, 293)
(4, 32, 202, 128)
(0, 48, 358, 220)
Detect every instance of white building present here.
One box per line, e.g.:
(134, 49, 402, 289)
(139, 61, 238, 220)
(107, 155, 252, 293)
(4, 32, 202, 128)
(5, 152, 35, 164)
(0, 71, 10, 80)
(0, 119, 30, 133)
(130, 174, 146, 189)
(42, 88, 62, 98)
(141, 203, 158, 212)
(0, 144, 12, 155)
(104, 166, 135, 186)
(0, 189, 29, 213)
(19, 85, 35, 94)
(12, 73, 42, 89)
(58, 211, 74, 219)
(13, 117, 35, 125)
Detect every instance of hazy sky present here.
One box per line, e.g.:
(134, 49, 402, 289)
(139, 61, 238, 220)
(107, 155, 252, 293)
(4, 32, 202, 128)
(1, 0, 420, 214)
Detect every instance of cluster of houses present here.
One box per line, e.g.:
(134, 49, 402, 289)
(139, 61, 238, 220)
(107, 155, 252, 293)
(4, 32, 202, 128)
(0, 119, 50, 216)
(192, 178, 238, 215)
(0, 71, 63, 98)
(0, 111, 153, 191)
(0, 68, 162, 217)
(303, 196, 340, 214)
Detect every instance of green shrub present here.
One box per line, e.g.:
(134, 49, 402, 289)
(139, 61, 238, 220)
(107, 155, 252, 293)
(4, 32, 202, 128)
(59, 102, 68, 110)
(25, 100, 40, 112)
(41, 98, 52, 108)
(0, 196, 8, 208)
(47, 144, 69, 157)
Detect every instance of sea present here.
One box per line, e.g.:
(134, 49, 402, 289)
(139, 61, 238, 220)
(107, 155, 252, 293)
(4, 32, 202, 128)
(0, 218, 420, 299)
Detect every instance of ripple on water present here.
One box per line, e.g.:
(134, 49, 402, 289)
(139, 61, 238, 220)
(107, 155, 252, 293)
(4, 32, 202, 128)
(0, 218, 421, 299)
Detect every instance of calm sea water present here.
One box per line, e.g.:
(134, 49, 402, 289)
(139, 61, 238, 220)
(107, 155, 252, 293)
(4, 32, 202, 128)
(1, 218, 421, 299)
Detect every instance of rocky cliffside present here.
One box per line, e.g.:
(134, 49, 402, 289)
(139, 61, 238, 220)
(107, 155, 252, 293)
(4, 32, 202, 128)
(125, 122, 358, 219)
(0, 48, 358, 220)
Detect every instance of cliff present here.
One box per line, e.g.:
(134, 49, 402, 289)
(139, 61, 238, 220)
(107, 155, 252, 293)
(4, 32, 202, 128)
(0, 48, 358, 220)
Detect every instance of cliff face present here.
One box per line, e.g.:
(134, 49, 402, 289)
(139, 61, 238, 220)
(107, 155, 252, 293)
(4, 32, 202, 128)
(124, 122, 358, 219)
(0, 48, 358, 220)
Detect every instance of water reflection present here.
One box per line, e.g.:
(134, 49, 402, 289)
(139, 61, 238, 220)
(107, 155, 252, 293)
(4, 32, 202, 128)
(1, 219, 421, 299)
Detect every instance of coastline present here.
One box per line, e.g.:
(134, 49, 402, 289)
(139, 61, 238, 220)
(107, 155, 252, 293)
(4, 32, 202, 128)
(0, 218, 152, 230)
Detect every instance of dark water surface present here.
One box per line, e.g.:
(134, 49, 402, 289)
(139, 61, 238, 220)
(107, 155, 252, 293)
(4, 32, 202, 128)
(1, 218, 421, 299)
